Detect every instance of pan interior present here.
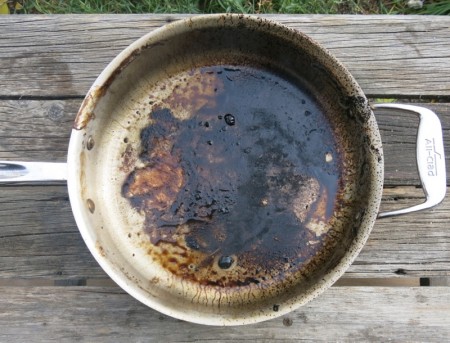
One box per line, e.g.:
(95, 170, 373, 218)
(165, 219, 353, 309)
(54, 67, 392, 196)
(78, 18, 376, 321)
(121, 63, 343, 288)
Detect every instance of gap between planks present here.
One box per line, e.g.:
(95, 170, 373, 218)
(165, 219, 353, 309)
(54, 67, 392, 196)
(2, 277, 449, 287)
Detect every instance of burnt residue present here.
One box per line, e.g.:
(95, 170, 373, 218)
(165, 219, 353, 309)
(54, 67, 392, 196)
(122, 64, 345, 288)
(345, 96, 372, 124)
(120, 143, 135, 174)
(73, 88, 99, 130)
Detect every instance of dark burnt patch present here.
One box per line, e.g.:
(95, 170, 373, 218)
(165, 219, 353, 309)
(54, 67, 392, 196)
(122, 64, 345, 288)
(346, 96, 372, 124)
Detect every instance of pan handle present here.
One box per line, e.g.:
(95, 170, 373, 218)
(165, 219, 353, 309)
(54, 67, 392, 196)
(0, 161, 67, 183)
(374, 104, 446, 218)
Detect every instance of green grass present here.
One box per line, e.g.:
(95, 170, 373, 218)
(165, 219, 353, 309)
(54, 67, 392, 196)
(419, 0, 450, 14)
(24, 0, 202, 14)
(4, 0, 450, 15)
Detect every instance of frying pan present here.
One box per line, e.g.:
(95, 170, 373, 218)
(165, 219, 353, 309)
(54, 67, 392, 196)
(0, 14, 446, 325)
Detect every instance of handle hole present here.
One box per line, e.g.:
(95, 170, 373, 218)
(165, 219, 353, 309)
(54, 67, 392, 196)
(374, 105, 421, 185)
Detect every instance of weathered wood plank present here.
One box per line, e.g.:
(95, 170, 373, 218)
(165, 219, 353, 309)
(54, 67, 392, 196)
(0, 286, 448, 341)
(1, 100, 449, 185)
(0, 100, 76, 161)
(0, 185, 106, 279)
(351, 186, 450, 278)
(0, 15, 449, 97)
(0, 186, 448, 279)
(0, 100, 449, 279)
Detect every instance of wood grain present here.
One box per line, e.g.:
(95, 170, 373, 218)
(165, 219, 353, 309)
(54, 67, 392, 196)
(0, 185, 106, 279)
(1, 100, 449, 184)
(0, 100, 449, 279)
(0, 15, 449, 98)
(0, 185, 448, 279)
(353, 186, 450, 278)
(0, 286, 448, 342)
(0, 100, 76, 161)
(1, 15, 448, 342)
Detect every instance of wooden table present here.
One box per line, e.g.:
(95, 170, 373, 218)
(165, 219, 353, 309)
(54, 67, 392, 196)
(0, 14, 449, 341)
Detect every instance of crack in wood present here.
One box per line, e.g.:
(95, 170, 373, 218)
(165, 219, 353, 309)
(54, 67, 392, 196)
(0, 95, 83, 101)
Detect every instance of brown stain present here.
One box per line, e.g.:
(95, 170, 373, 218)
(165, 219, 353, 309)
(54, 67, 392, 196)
(120, 143, 136, 174)
(306, 186, 331, 237)
(121, 63, 348, 290)
(73, 86, 101, 130)
(95, 241, 106, 257)
(123, 153, 183, 212)
(160, 70, 224, 120)
(150, 276, 160, 285)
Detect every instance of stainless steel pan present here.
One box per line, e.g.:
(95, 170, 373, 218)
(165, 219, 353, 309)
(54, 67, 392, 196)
(0, 14, 446, 325)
